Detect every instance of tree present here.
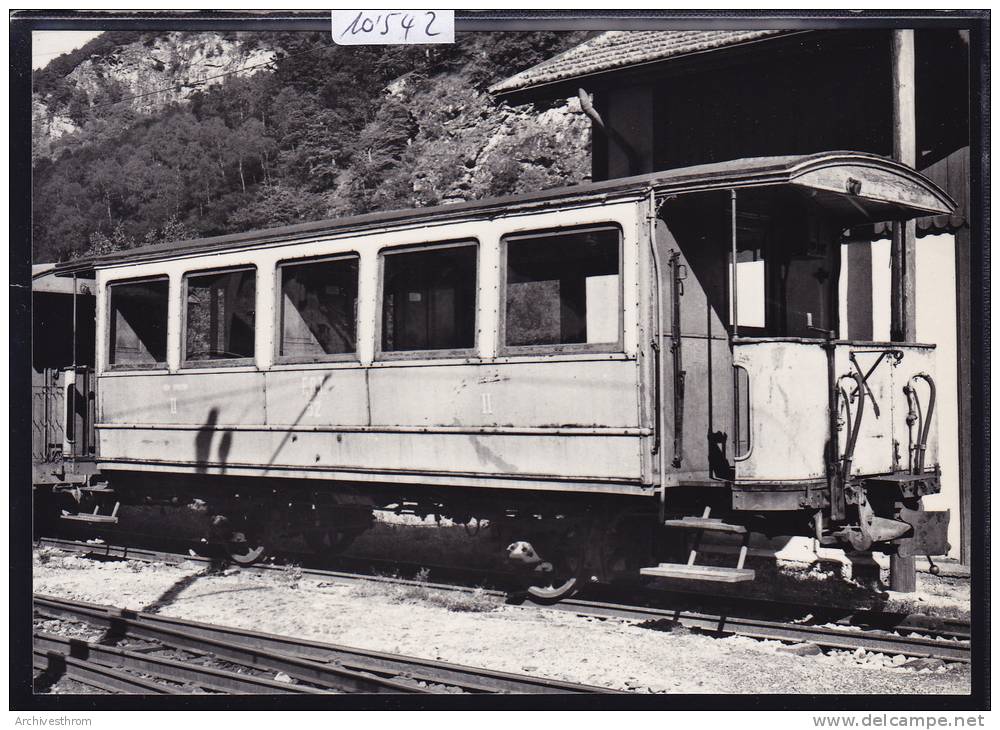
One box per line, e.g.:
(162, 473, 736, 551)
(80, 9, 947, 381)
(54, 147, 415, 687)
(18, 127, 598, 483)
(85, 221, 137, 257)
(226, 183, 327, 231)
(269, 89, 347, 190)
(232, 117, 274, 192)
(88, 157, 125, 227)
(31, 30, 593, 261)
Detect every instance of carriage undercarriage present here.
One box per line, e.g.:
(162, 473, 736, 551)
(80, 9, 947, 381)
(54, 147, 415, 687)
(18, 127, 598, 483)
(43, 458, 949, 601)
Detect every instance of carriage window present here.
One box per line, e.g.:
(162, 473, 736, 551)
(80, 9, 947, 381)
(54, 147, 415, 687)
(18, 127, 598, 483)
(381, 243, 477, 353)
(729, 248, 766, 329)
(279, 256, 358, 359)
(504, 227, 621, 348)
(733, 365, 751, 458)
(108, 278, 169, 366)
(184, 268, 256, 363)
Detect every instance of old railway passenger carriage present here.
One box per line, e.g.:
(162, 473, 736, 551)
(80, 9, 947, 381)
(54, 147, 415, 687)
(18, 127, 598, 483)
(48, 151, 955, 599)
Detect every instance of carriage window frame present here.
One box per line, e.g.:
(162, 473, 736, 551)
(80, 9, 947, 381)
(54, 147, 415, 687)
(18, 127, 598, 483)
(105, 275, 171, 372)
(181, 265, 258, 369)
(733, 364, 753, 461)
(499, 224, 625, 357)
(274, 252, 361, 365)
(375, 239, 480, 361)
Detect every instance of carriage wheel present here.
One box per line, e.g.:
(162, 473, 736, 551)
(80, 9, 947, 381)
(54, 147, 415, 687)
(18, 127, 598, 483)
(225, 533, 267, 566)
(523, 530, 588, 602)
(526, 574, 580, 602)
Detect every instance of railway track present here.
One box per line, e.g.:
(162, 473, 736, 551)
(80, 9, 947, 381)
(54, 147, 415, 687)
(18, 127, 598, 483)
(35, 534, 970, 634)
(33, 594, 618, 695)
(35, 537, 971, 665)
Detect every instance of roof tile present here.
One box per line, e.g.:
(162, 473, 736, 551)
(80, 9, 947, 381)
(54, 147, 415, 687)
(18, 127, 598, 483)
(490, 30, 789, 95)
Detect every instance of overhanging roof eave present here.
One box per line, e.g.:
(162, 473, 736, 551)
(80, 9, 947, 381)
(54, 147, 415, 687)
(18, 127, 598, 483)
(490, 30, 812, 103)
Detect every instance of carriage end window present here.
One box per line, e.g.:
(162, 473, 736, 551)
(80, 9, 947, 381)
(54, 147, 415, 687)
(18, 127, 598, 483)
(504, 226, 621, 349)
(733, 365, 751, 458)
(729, 248, 767, 330)
(381, 243, 477, 354)
(109, 278, 169, 366)
(184, 267, 256, 364)
(279, 256, 358, 360)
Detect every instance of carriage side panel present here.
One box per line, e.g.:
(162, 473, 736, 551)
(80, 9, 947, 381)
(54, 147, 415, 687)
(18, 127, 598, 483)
(93, 200, 651, 492)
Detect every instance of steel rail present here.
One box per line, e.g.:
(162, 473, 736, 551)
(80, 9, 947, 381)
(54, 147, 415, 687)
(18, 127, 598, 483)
(550, 598, 970, 663)
(33, 596, 437, 694)
(33, 594, 615, 694)
(317, 564, 972, 651)
(35, 538, 971, 662)
(38, 536, 212, 566)
(33, 631, 325, 694)
(33, 647, 183, 695)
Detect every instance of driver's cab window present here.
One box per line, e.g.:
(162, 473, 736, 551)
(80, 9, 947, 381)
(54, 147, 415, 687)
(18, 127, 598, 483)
(731, 213, 838, 337)
(184, 266, 256, 365)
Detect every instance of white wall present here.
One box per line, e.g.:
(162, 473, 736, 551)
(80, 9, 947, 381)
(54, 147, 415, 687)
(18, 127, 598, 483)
(840, 235, 960, 558)
(914, 233, 961, 558)
(871, 239, 892, 341)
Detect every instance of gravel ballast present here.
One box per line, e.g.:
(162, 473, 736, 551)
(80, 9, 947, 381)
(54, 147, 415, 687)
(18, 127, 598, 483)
(32, 548, 971, 695)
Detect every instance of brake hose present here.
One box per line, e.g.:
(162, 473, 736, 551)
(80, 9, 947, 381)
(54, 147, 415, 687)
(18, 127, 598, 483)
(839, 369, 866, 482)
(903, 380, 923, 473)
(910, 373, 936, 473)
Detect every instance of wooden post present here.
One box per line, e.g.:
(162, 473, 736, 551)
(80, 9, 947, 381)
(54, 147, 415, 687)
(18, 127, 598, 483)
(845, 241, 874, 340)
(955, 225, 972, 565)
(889, 29, 918, 593)
(890, 29, 918, 343)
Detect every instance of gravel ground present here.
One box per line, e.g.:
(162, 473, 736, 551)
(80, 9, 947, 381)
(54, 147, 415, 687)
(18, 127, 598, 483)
(32, 548, 971, 695)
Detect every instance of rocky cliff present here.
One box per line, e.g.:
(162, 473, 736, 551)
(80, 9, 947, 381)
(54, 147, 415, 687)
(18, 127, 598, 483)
(31, 30, 592, 261)
(33, 32, 277, 158)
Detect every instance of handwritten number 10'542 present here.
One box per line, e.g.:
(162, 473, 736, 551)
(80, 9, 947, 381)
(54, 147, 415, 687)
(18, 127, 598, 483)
(340, 11, 441, 42)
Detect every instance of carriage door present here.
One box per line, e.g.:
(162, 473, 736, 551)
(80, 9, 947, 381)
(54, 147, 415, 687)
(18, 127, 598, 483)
(62, 366, 97, 461)
(656, 209, 736, 484)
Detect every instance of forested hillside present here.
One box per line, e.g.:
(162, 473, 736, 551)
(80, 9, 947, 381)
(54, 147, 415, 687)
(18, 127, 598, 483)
(32, 30, 592, 262)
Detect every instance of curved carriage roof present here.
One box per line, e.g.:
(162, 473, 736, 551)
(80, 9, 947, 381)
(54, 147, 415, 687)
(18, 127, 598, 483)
(53, 151, 955, 276)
